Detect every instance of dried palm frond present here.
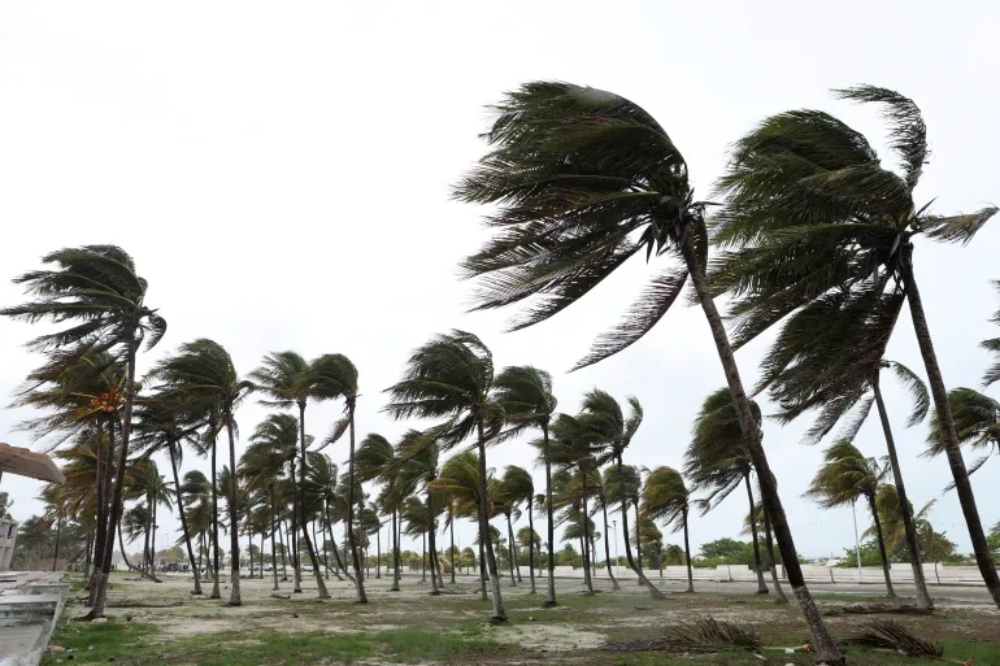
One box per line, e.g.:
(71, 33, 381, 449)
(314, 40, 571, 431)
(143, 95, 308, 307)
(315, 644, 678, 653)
(666, 616, 762, 651)
(841, 603, 933, 615)
(843, 619, 943, 657)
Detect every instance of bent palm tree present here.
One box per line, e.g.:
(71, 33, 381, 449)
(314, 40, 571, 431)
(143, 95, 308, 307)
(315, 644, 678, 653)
(453, 82, 838, 659)
(580, 391, 663, 599)
(153, 339, 252, 606)
(249, 352, 331, 599)
(805, 441, 895, 597)
(712, 85, 999, 607)
(493, 366, 558, 604)
(641, 467, 694, 593)
(685, 389, 768, 595)
(356, 433, 401, 590)
(312, 353, 366, 602)
(498, 465, 536, 593)
(2, 245, 166, 620)
(384, 331, 507, 621)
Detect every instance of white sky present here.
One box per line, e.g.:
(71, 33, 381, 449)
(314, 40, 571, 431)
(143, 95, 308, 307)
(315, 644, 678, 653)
(2, 0, 999, 562)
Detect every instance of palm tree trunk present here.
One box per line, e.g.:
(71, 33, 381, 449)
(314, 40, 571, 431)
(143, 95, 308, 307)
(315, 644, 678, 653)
(509, 516, 522, 583)
(169, 442, 202, 595)
(323, 500, 347, 582)
(762, 507, 787, 603)
(615, 454, 664, 599)
(542, 424, 557, 607)
(682, 510, 694, 593)
(682, 235, 843, 665)
(268, 487, 279, 590)
(450, 512, 457, 585)
(478, 538, 488, 601)
(84, 336, 142, 620)
(872, 376, 933, 609)
(527, 501, 537, 594)
(375, 527, 381, 579)
(867, 493, 897, 599)
(225, 414, 243, 606)
(87, 420, 110, 604)
(339, 404, 366, 602)
(210, 433, 221, 599)
(581, 473, 594, 594)
(278, 518, 288, 581)
(428, 495, 440, 595)
(420, 532, 427, 582)
(901, 250, 1000, 608)
(390, 509, 400, 591)
(601, 501, 620, 591)
(633, 501, 644, 586)
(84, 530, 93, 580)
(290, 478, 302, 593)
(476, 418, 506, 621)
(744, 475, 768, 594)
(505, 515, 517, 587)
(295, 404, 330, 600)
(52, 516, 62, 572)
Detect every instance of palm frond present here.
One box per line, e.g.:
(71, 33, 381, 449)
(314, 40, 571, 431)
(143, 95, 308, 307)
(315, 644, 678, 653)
(922, 206, 997, 245)
(843, 619, 943, 657)
(834, 85, 927, 190)
(666, 617, 761, 651)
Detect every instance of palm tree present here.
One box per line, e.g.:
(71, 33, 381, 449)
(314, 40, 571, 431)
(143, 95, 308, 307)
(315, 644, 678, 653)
(746, 278, 935, 609)
(397, 430, 445, 595)
(2, 246, 166, 620)
(133, 393, 205, 594)
(549, 414, 603, 594)
(493, 366, 557, 604)
(805, 441, 895, 597)
(712, 86, 999, 609)
(498, 466, 536, 594)
(242, 414, 298, 591)
(356, 433, 402, 590)
(685, 389, 768, 595)
(311, 353, 365, 602)
(579, 391, 663, 599)
(454, 83, 840, 660)
(927, 388, 1000, 484)
(153, 339, 252, 606)
(384, 330, 507, 621)
(641, 467, 694, 593)
(591, 475, 620, 591)
(249, 352, 332, 599)
(431, 450, 489, 600)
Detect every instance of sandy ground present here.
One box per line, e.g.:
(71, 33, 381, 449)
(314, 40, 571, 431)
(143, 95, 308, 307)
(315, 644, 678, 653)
(55, 569, 1000, 660)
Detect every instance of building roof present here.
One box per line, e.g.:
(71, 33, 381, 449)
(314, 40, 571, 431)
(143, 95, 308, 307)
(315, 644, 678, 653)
(0, 443, 65, 484)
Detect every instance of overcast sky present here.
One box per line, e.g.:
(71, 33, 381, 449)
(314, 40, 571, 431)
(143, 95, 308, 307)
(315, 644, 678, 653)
(2, 0, 998, 564)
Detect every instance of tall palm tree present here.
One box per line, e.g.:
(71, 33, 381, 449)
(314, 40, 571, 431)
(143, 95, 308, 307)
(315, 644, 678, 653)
(579, 391, 663, 599)
(397, 430, 445, 595)
(499, 466, 535, 593)
(153, 339, 252, 606)
(641, 467, 694, 593)
(685, 389, 768, 595)
(356, 433, 402, 590)
(493, 366, 557, 604)
(2, 245, 166, 620)
(133, 393, 205, 594)
(249, 352, 331, 599)
(592, 475, 620, 591)
(712, 85, 999, 609)
(311, 353, 365, 602)
(927, 388, 1000, 484)
(453, 83, 840, 660)
(384, 330, 507, 621)
(805, 441, 895, 597)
